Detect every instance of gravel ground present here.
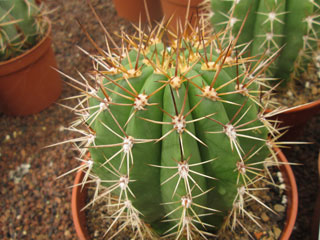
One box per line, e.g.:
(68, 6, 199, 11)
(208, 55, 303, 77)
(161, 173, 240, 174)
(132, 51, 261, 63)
(0, 0, 319, 239)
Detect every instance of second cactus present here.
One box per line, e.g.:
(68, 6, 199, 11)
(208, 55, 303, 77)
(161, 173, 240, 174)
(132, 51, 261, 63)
(0, 0, 46, 60)
(209, 0, 320, 85)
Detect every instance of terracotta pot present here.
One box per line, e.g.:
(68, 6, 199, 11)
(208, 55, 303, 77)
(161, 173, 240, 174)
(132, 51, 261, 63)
(160, 0, 204, 34)
(266, 99, 320, 140)
(0, 20, 62, 116)
(71, 148, 298, 239)
(112, 0, 163, 23)
(72, 168, 90, 240)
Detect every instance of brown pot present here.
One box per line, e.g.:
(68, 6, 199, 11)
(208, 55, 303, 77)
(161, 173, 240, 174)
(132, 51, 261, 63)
(72, 167, 90, 240)
(266, 99, 320, 140)
(0, 20, 62, 116)
(112, 0, 163, 23)
(160, 0, 204, 34)
(71, 148, 298, 239)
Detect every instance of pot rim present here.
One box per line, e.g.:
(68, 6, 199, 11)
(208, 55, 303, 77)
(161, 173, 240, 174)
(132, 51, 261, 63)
(282, 98, 320, 113)
(266, 98, 320, 115)
(160, 0, 203, 8)
(71, 148, 298, 239)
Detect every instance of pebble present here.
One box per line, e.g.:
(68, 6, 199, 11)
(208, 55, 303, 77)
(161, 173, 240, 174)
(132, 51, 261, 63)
(274, 204, 285, 213)
(64, 230, 71, 237)
(273, 226, 282, 239)
(254, 231, 264, 239)
(286, 90, 293, 97)
(281, 195, 287, 204)
(261, 212, 270, 222)
(312, 86, 318, 95)
(305, 81, 311, 88)
(5, 134, 10, 141)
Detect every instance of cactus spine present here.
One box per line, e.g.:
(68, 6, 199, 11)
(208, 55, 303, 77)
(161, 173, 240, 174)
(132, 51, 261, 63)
(0, 0, 47, 60)
(61, 16, 285, 239)
(208, 0, 320, 85)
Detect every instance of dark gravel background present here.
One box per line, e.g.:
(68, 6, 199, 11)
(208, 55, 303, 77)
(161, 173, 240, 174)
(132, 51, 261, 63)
(0, 0, 319, 239)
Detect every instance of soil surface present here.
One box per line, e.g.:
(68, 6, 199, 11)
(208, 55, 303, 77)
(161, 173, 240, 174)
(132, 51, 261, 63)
(0, 0, 319, 239)
(271, 63, 320, 108)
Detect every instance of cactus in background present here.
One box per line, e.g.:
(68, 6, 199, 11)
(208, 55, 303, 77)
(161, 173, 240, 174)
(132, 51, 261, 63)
(0, 0, 47, 61)
(60, 14, 285, 239)
(207, 0, 320, 85)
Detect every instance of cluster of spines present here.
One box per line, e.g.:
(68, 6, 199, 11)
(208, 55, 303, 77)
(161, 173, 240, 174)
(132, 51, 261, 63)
(55, 9, 289, 240)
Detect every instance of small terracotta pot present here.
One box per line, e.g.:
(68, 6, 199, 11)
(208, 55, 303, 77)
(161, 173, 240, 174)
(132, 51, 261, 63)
(112, 0, 163, 23)
(160, 0, 204, 34)
(0, 21, 62, 116)
(71, 148, 298, 240)
(266, 99, 320, 140)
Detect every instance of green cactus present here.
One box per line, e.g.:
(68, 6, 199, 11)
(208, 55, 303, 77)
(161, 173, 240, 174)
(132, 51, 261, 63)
(62, 18, 283, 239)
(0, 0, 47, 61)
(208, 0, 320, 85)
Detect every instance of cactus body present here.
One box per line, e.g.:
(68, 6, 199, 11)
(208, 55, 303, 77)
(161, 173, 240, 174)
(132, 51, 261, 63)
(0, 0, 46, 60)
(65, 21, 281, 239)
(209, 0, 320, 84)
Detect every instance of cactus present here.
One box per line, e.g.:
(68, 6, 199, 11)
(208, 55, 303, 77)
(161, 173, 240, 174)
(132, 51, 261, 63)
(207, 0, 320, 85)
(0, 0, 47, 61)
(60, 15, 286, 239)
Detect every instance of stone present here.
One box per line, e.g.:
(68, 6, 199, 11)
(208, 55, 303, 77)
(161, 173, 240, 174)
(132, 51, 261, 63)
(254, 231, 264, 239)
(274, 204, 285, 213)
(312, 86, 318, 95)
(273, 226, 282, 239)
(261, 212, 270, 222)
